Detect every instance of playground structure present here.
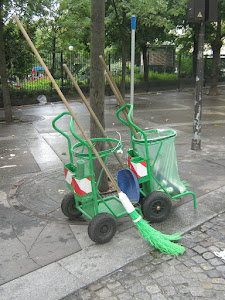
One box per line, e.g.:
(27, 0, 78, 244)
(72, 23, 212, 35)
(31, 66, 48, 81)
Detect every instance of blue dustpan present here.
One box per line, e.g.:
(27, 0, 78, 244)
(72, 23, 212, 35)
(117, 169, 140, 202)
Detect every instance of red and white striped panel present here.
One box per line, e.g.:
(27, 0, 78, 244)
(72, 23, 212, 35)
(64, 168, 92, 196)
(128, 156, 147, 178)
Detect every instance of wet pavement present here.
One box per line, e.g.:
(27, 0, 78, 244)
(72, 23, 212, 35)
(0, 88, 225, 299)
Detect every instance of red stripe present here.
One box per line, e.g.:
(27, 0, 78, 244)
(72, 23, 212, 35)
(140, 161, 147, 167)
(64, 168, 68, 178)
(71, 178, 86, 196)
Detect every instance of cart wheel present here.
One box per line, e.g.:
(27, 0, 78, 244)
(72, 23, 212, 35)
(142, 191, 171, 223)
(61, 192, 82, 220)
(88, 213, 117, 244)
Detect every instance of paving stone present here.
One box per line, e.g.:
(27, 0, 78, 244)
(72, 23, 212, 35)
(107, 281, 121, 290)
(202, 251, 215, 260)
(193, 245, 208, 254)
(89, 282, 103, 291)
(201, 282, 213, 289)
(151, 270, 164, 279)
(151, 294, 167, 300)
(174, 264, 189, 272)
(156, 276, 171, 287)
(170, 275, 187, 285)
(203, 290, 217, 298)
(208, 257, 224, 266)
(145, 284, 161, 294)
(118, 292, 132, 300)
(113, 286, 127, 295)
(191, 266, 204, 273)
(133, 292, 150, 300)
(95, 287, 113, 298)
(191, 255, 206, 264)
(206, 269, 221, 278)
(162, 286, 176, 296)
(199, 241, 213, 248)
(189, 286, 205, 297)
(208, 245, 220, 252)
(213, 284, 225, 291)
(183, 259, 197, 267)
(126, 281, 143, 294)
(212, 278, 225, 284)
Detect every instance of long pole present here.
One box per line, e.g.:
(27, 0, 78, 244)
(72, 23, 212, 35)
(99, 55, 138, 139)
(13, 14, 120, 193)
(130, 15, 136, 117)
(191, 21, 205, 150)
(63, 63, 126, 169)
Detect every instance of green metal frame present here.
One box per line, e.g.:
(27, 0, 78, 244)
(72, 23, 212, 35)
(116, 104, 196, 209)
(52, 111, 135, 220)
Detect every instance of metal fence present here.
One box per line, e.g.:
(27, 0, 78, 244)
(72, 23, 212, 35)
(2, 51, 225, 105)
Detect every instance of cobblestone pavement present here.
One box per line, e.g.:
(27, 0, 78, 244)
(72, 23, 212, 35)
(63, 212, 225, 300)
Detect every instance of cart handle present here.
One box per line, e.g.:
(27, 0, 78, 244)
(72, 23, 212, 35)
(116, 104, 146, 137)
(52, 112, 89, 164)
(52, 112, 74, 164)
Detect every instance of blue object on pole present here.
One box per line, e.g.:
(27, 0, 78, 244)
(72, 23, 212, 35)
(131, 15, 136, 30)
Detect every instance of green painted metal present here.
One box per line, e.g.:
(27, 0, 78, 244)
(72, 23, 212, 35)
(116, 104, 196, 209)
(52, 111, 135, 221)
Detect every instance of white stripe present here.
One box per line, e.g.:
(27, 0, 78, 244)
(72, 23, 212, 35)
(76, 178, 92, 194)
(65, 171, 73, 185)
(133, 215, 142, 223)
(134, 162, 147, 177)
(118, 192, 135, 214)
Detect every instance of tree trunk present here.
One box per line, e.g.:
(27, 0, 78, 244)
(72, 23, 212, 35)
(50, 35, 56, 92)
(208, 16, 222, 96)
(60, 50, 64, 91)
(111, 1, 127, 99)
(90, 0, 108, 192)
(142, 44, 148, 85)
(0, 3, 12, 122)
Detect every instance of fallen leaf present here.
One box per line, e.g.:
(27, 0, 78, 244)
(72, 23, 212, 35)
(58, 189, 65, 194)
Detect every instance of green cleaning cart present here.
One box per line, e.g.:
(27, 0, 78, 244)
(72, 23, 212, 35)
(116, 104, 196, 223)
(52, 111, 141, 244)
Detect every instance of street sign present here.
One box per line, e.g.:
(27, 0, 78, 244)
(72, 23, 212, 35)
(205, 0, 218, 22)
(188, 0, 217, 22)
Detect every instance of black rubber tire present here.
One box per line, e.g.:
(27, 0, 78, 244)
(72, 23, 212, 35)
(61, 192, 82, 220)
(142, 191, 171, 223)
(88, 213, 117, 244)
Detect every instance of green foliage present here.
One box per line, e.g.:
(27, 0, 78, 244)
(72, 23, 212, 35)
(178, 55, 193, 78)
(78, 63, 90, 84)
(124, 70, 178, 85)
(148, 71, 178, 80)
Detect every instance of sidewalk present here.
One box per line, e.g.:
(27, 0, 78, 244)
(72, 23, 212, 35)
(0, 90, 225, 299)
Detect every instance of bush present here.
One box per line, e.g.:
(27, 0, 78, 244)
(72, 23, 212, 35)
(110, 61, 122, 77)
(78, 64, 90, 84)
(148, 71, 178, 80)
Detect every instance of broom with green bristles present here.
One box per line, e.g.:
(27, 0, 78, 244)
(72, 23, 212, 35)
(14, 14, 185, 256)
(119, 191, 185, 255)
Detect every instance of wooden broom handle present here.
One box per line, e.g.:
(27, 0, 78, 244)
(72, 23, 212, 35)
(63, 64, 126, 170)
(99, 55, 139, 139)
(14, 14, 120, 193)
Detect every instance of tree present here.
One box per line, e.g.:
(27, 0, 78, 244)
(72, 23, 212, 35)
(108, 0, 129, 98)
(0, 0, 12, 122)
(208, 0, 225, 96)
(90, 0, 108, 191)
(0, 0, 52, 122)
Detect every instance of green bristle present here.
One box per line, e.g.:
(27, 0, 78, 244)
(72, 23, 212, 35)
(129, 210, 185, 256)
